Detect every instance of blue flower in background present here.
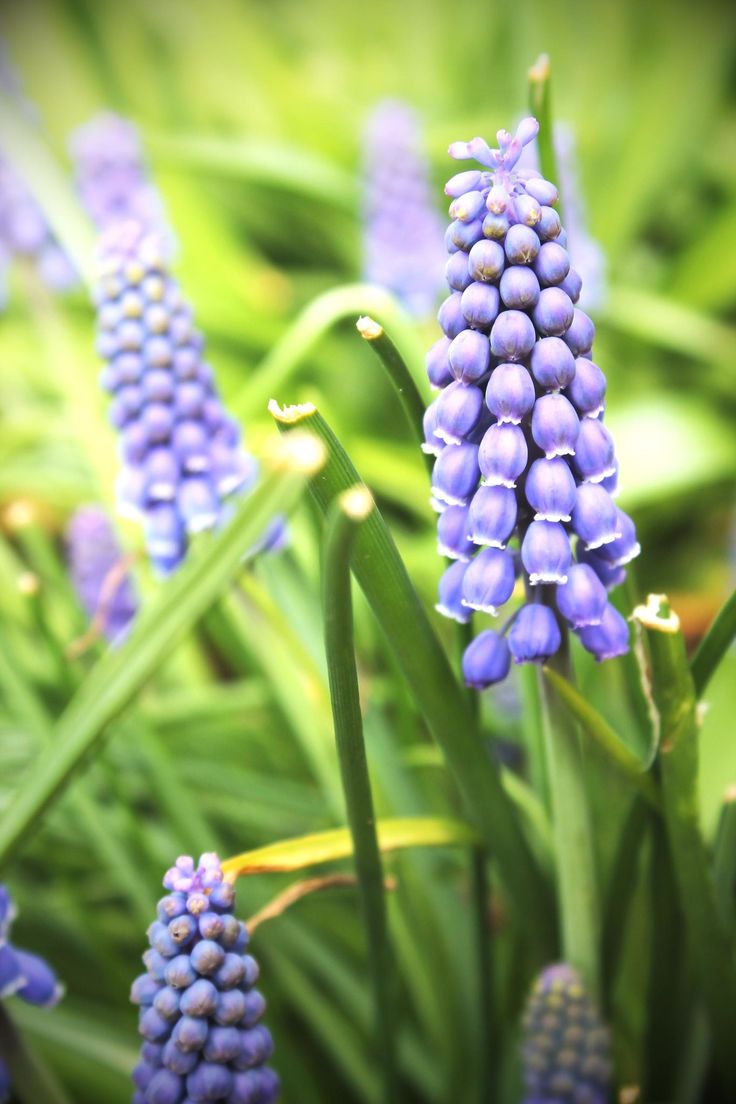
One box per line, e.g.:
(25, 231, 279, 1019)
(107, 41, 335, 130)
(94, 220, 281, 575)
(361, 100, 445, 316)
(0, 885, 64, 1103)
(70, 112, 175, 251)
(0, 39, 78, 304)
(520, 963, 610, 1104)
(426, 118, 639, 687)
(66, 505, 139, 644)
(130, 853, 280, 1104)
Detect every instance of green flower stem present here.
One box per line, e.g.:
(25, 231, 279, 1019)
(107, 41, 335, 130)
(538, 642, 600, 999)
(470, 847, 495, 1104)
(542, 665, 661, 808)
(0, 1005, 72, 1104)
(322, 486, 398, 1104)
(355, 316, 431, 476)
(633, 594, 736, 1095)
(234, 284, 425, 422)
(690, 587, 736, 698)
(713, 789, 736, 930)
(0, 94, 96, 287)
(600, 795, 652, 1005)
(0, 435, 324, 869)
(528, 54, 562, 217)
(269, 400, 556, 963)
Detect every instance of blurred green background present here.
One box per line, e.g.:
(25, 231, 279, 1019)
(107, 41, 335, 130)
(1, 0, 735, 1100)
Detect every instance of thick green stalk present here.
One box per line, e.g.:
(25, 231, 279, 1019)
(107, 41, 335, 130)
(322, 486, 398, 1103)
(538, 642, 600, 998)
(633, 594, 736, 1094)
(0, 1005, 72, 1104)
(269, 400, 556, 962)
(601, 796, 651, 1006)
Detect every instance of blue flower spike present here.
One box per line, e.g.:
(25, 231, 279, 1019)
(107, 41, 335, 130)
(130, 853, 280, 1104)
(427, 118, 639, 686)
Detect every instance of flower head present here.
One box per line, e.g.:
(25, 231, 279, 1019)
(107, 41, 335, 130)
(520, 963, 611, 1104)
(0, 884, 64, 1100)
(427, 119, 639, 687)
(94, 220, 270, 574)
(130, 853, 279, 1103)
(362, 100, 445, 316)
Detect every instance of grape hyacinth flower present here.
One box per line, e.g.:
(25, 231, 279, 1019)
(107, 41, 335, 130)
(427, 118, 640, 688)
(95, 220, 281, 574)
(66, 505, 138, 644)
(70, 112, 174, 249)
(520, 963, 611, 1104)
(0, 46, 77, 301)
(362, 100, 445, 316)
(130, 853, 279, 1104)
(0, 884, 64, 1102)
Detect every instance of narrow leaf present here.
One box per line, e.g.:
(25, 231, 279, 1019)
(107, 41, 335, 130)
(690, 587, 736, 698)
(222, 817, 480, 877)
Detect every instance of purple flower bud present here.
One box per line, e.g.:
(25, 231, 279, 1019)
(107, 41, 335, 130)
(461, 547, 516, 614)
(559, 266, 582, 303)
(511, 193, 542, 227)
(536, 205, 562, 243)
(448, 217, 485, 251)
(187, 1063, 233, 1100)
(468, 239, 505, 282)
(533, 241, 570, 287)
(461, 282, 500, 329)
(479, 423, 528, 488)
(447, 329, 491, 384)
(445, 169, 483, 197)
(563, 308, 596, 356)
(483, 212, 510, 240)
(531, 393, 580, 458)
(421, 398, 443, 456)
(556, 563, 607, 628)
(578, 603, 629, 661)
(504, 224, 540, 265)
(524, 457, 577, 522)
(577, 546, 626, 591)
(445, 250, 472, 292)
(597, 508, 640, 567)
(525, 178, 558, 206)
(490, 310, 536, 361)
(449, 190, 486, 222)
(466, 485, 517, 548)
(435, 382, 484, 445)
(462, 631, 511, 689)
(498, 265, 540, 309)
(521, 520, 571, 585)
(436, 561, 471, 624)
(566, 358, 606, 417)
(572, 417, 616, 482)
(425, 336, 453, 389)
(432, 442, 480, 506)
(571, 483, 621, 550)
(530, 336, 575, 390)
(485, 363, 535, 424)
(486, 185, 509, 213)
(437, 504, 472, 560)
(508, 604, 561, 663)
(531, 286, 574, 336)
(437, 292, 466, 338)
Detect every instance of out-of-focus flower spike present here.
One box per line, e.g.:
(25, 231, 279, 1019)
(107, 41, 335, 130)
(361, 101, 445, 316)
(520, 962, 611, 1104)
(66, 506, 138, 644)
